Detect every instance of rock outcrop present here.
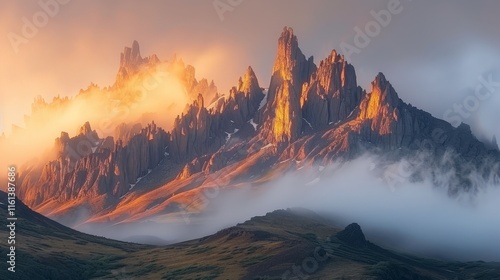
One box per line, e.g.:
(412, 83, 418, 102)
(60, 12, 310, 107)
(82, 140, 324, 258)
(218, 66, 264, 128)
(170, 94, 224, 162)
(170, 67, 264, 164)
(18, 122, 169, 208)
(301, 50, 364, 128)
(115, 40, 160, 87)
(261, 27, 315, 145)
(336, 223, 367, 248)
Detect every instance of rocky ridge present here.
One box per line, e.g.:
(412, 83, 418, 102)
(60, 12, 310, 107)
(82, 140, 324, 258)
(14, 27, 500, 223)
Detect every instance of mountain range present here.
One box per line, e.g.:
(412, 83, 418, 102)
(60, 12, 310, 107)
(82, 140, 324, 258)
(7, 26, 500, 234)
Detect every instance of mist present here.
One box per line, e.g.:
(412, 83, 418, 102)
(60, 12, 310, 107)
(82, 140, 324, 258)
(79, 153, 500, 262)
(0, 63, 189, 174)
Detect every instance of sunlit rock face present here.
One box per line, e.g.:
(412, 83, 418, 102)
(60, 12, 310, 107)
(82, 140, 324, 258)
(261, 27, 315, 145)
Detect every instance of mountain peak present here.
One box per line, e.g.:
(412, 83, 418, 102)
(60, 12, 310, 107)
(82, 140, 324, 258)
(279, 26, 295, 41)
(261, 27, 315, 145)
(238, 66, 259, 93)
(120, 40, 143, 69)
(115, 40, 161, 87)
(78, 121, 93, 136)
(328, 49, 344, 63)
(272, 27, 302, 78)
(373, 72, 388, 87)
(336, 223, 367, 248)
(368, 72, 400, 111)
(131, 40, 140, 57)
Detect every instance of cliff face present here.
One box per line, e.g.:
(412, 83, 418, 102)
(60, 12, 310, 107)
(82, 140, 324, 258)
(301, 50, 364, 128)
(261, 27, 315, 145)
(170, 94, 222, 162)
(170, 66, 264, 163)
(18, 122, 169, 208)
(219, 66, 264, 128)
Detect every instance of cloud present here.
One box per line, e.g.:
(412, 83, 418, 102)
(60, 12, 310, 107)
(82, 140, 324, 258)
(0, 63, 189, 173)
(79, 153, 500, 262)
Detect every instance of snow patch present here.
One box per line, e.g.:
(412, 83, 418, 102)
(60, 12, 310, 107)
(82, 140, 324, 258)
(346, 106, 358, 119)
(261, 143, 274, 150)
(249, 118, 258, 130)
(225, 128, 239, 142)
(207, 95, 225, 109)
(258, 89, 268, 110)
(303, 118, 313, 129)
(129, 169, 153, 190)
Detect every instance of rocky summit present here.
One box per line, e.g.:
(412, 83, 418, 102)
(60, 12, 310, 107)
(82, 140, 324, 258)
(14, 26, 500, 226)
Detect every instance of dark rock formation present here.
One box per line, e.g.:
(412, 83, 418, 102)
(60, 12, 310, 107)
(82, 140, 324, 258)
(170, 67, 263, 163)
(218, 66, 264, 128)
(301, 50, 364, 128)
(170, 94, 225, 162)
(336, 223, 367, 248)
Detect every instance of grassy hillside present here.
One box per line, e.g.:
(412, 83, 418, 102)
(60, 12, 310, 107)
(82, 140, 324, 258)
(1, 192, 499, 279)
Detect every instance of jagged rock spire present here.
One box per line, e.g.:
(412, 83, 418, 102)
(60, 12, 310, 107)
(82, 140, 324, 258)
(301, 49, 363, 128)
(261, 27, 315, 145)
(359, 72, 400, 120)
(267, 27, 316, 105)
(115, 40, 159, 87)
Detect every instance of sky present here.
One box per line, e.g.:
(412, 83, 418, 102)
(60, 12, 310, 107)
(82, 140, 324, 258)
(1, 0, 500, 141)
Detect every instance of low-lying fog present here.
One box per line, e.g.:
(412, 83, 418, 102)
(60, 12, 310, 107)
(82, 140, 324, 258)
(79, 154, 500, 262)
